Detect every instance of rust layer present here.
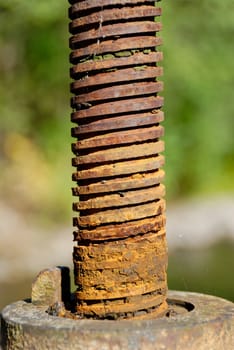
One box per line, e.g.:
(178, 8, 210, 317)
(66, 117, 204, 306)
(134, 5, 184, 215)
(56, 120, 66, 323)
(72, 81, 163, 105)
(71, 68, 163, 91)
(70, 22, 162, 45)
(70, 36, 163, 61)
(73, 215, 166, 241)
(74, 185, 165, 210)
(69, 0, 160, 15)
(72, 125, 164, 149)
(71, 51, 163, 77)
(76, 200, 165, 227)
(72, 155, 165, 180)
(72, 110, 164, 135)
(73, 169, 165, 195)
(70, 0, 167, 319)
(70, 6, 162, 32)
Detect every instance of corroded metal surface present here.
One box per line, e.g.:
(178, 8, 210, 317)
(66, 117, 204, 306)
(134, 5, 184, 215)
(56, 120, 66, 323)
(70, 0, 168, 319)
(1, 291, 234, 349)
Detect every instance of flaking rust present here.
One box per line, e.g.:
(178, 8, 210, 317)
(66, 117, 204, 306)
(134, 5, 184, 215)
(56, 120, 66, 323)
(69, 0, 168, 319)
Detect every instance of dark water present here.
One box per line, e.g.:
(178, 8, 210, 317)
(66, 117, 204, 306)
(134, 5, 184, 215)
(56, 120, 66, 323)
(168, 239, 234, 302)
(0, 239, 233, 311)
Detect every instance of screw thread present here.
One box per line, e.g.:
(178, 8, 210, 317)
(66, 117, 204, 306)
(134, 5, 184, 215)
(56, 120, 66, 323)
(69, 0, 168, 319)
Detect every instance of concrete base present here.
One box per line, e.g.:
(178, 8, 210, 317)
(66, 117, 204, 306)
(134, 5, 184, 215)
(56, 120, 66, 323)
(1, 291, 234, 350)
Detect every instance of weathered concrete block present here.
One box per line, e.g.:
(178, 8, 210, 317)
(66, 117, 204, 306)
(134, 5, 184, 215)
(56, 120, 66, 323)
(31, 267, 62, 306)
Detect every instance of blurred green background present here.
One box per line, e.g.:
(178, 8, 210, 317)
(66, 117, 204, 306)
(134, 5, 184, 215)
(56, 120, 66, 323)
(0, 0, 233, 309)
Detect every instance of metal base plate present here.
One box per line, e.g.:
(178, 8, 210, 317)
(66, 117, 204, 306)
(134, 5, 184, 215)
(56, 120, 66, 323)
(1, 291, 234, 350)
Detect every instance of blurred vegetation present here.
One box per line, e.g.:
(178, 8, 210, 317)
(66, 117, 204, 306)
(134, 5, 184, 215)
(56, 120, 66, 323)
(168, 239, 234, 302)
(0, 1, 70, 223)
(0, 0, 233, 223)
(163, 0, 234, 198)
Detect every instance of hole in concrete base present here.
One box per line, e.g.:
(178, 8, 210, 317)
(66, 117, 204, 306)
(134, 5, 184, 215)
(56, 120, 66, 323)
(166, 298, 195, 317)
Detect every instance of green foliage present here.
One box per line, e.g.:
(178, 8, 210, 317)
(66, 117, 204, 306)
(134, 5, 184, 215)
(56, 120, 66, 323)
(163, 0, 234, 198)
(0, 1, 233, 220)
(0, 1, 71, 221)
(0, 0, 69, 140)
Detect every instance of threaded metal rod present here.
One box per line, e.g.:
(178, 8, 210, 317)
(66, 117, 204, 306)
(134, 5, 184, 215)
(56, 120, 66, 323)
(69, 0, 168, 320)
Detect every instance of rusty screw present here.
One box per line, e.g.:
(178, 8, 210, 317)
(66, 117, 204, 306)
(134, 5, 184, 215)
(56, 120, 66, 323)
(69, 0, 168, 320)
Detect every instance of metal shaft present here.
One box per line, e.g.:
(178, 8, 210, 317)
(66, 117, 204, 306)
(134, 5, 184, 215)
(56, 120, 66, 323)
(69, 0, 168, 320)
